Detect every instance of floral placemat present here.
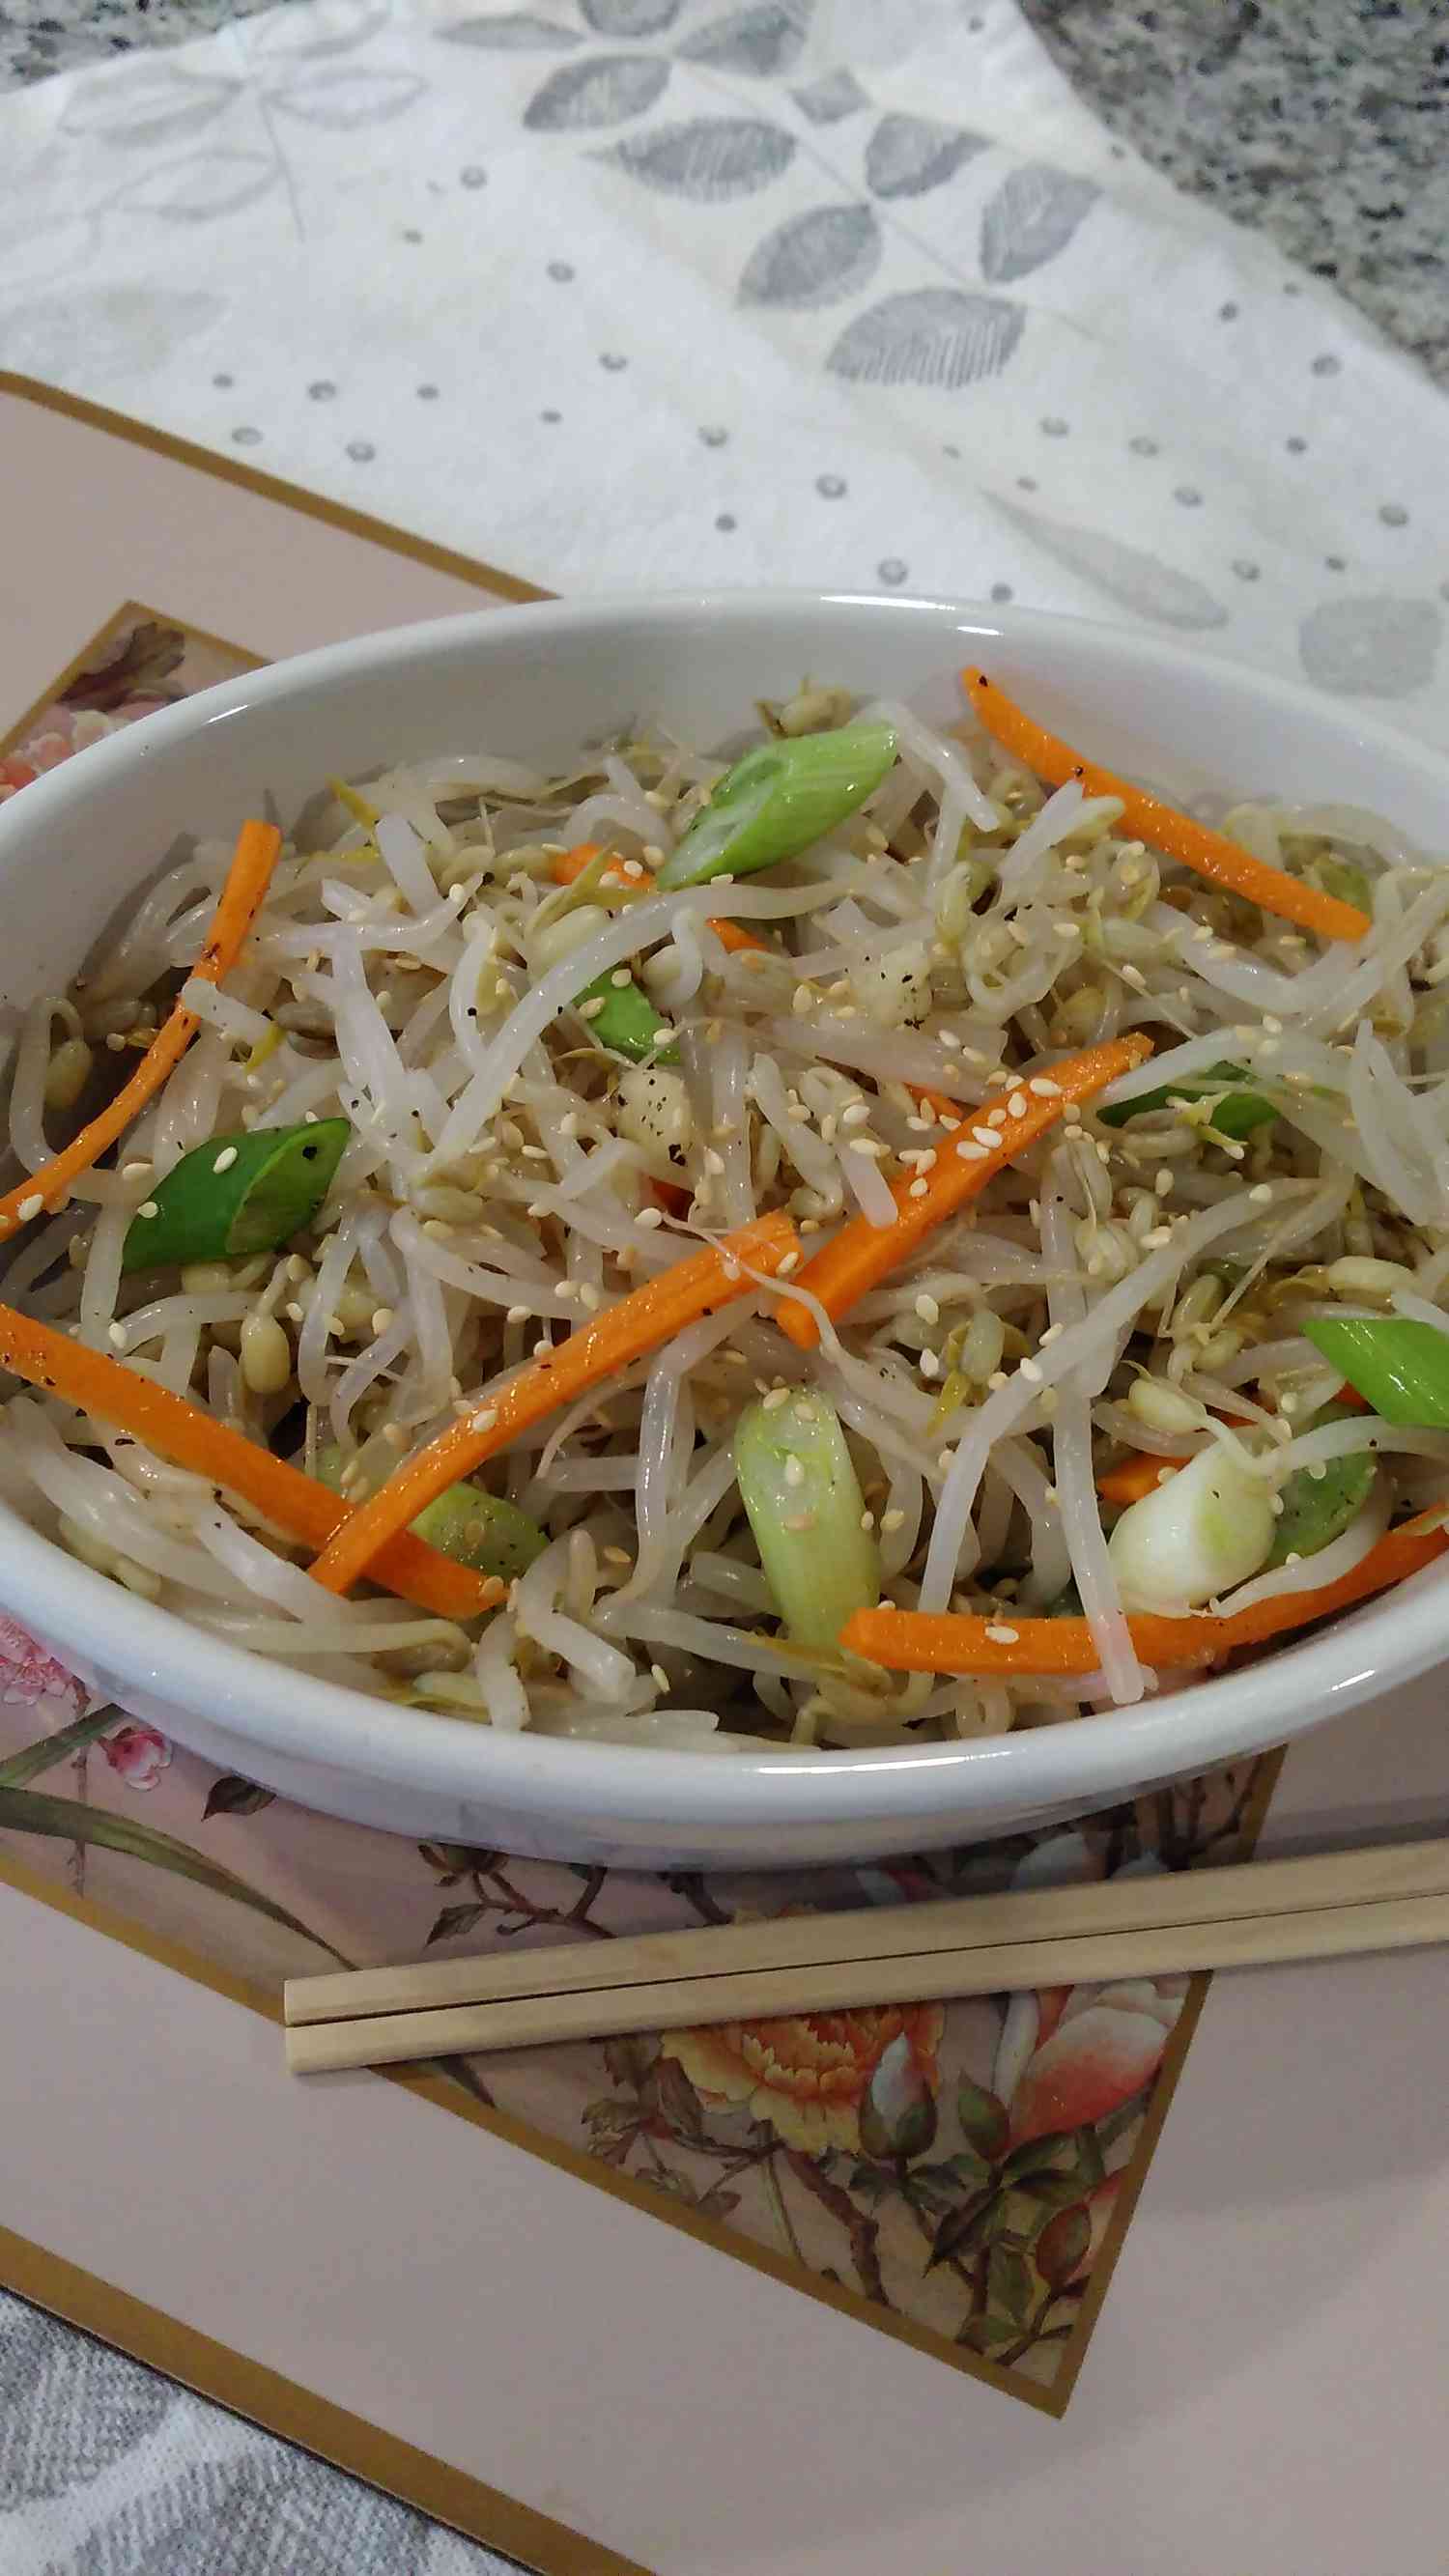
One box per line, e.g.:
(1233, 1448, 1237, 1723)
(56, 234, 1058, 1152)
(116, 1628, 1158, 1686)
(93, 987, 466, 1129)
(0, 607, 1283, 2415)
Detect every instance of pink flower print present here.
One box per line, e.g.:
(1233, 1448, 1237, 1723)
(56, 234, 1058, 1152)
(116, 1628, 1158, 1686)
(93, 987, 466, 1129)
(99, 1721, 172, 1792)
(1007, 1977, 1183, 2149)
(0, 1616, 86, 1709)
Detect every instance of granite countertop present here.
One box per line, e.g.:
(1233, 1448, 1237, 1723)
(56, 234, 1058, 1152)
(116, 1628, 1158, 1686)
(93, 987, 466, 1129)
(1, 0, 1445, 383)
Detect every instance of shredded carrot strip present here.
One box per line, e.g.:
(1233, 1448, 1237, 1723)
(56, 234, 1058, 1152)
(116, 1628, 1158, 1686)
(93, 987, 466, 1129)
(777, 1036, 1151, 1351)
(0, 1302, 503, 1623)
(550, 842, 768, 952)
(307, 1210, 803, 1597)
(842, 1507, 1449, 1676)
(1096, 1452, 1184, 1507)
(961, 669, 1372, 946)
(0, 820, 282, 1247)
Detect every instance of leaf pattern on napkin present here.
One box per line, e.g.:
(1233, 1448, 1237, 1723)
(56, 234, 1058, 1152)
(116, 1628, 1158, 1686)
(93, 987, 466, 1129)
(524, 52, 670, 129)
(0, 2307, 173, 2502)
(248, 0, 388, 57)
(437, 12, 582, 46)
(267, 70, 429, 129)
(59, 68, 242, 147)
(990, 494, 1230, 629)
(829, 288, 1024, 389)
(582, 0, 682, 29)
(865, 111, 988, 200)
(980, 163, 1100, 283)
(679, 4, 814, 77)
(739, 202, 881, 309)
(109, 151, 282, 221)
(0, 285, 223, 376)
(601, 114, 796, 199)
(1298, 596, 1442, 697)
(792, 66, 869, 123)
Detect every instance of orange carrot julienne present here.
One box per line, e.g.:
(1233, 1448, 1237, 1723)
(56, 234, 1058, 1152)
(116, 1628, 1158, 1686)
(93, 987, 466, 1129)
(1096, 1452, 1184, 1507)
(550, 842, 768, 952)
(777, 1035, 1152, 1352)
(0, 1301, 503, 1624)
(0, 819, 282, 1247)
(961, 668, 1372, 946)
(307, 1209, 803, 1598)
(842, 1506, 1449, 1678)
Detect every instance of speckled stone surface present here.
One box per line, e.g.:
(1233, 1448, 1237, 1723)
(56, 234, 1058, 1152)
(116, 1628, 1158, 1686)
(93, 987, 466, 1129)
(1020, 0, 1449, 383)
(10, 0, 1438, 384)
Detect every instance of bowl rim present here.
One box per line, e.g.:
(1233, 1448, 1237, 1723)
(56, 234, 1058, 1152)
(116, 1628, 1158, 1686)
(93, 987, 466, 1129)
(3, 584, 1448, 1828)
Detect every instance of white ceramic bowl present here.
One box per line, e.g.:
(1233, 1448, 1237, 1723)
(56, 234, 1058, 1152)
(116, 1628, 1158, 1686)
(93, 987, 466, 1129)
(3, 593, 1447, 1867)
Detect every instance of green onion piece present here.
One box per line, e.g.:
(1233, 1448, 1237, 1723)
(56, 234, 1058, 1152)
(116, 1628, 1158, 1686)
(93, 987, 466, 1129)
(1264, 1401, 1378, 1569)
(579, 973, 679, 1063)
(656, 721, 898, 891)
(409, 1484, 549, 1583)
(317, 1445, 546, 1582)
(1099, 1063, 1277, 1139)
(122, 1118, 351, 1274)
(734, 1391, 880, 1647)
(1307, 854, 1372, 916)
(1301, 1315, 1449, 1428)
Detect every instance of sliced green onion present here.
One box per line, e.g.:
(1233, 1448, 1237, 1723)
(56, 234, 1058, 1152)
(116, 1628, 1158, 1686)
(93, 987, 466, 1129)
(1302, 1315, 1449, 1428)
(734, 1391, 879, 1647)
(122, 1118, 351, 1274)
(656, 721, 898, 891)
(1264, 1401, 1378, 1569)
(1099, 1063, 1277, 1139)
(579, 974, 678, 1063)
(317, 1445, 546, 1582)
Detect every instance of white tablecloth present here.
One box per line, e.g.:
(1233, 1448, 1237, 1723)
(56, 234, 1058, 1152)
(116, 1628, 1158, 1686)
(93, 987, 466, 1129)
(0, 0, 1444, 740)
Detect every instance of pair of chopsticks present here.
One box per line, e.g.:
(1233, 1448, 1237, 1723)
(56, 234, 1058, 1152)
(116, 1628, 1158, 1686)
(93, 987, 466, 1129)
(284, 1835, 1449, 2076)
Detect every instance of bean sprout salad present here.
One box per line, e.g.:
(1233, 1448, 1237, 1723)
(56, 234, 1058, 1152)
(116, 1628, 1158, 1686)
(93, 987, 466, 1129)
(3, 667, 1448, 1755)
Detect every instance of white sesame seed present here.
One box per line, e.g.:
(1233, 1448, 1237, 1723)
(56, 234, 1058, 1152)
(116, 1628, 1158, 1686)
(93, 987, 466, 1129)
(136, 1201, 159, 1221)
(1018, 1357, 1043, 1383)
(636, 1206, 664, 1229)
(859, 1510, 875, 1532)
(209, 1145, 237, 1175)
(762, 1385, 790, 1411)
(971, 1126, 999, 1149)
(1007, 1092, 1029, 1118)
(984, 1624, 1019, 1645)
(121, 1161, 153, 1180)
(371, 1306, 396, 1334)
(847, 1137, 888, 1157)
(1249, 1182, 1273, 1203)
(880, 1508, 906, 1533)
(776, 1249, 801, 1276)
(915, 1292, 940, 1324)
(1142, 1226, 1173, 1248)
(579, 997, 607, 1021)
(107, 1323, 128, 1350)
(908, 1177, 930, 1198)
(610, 968, 633, 987)
(1053, 921, 1081, 942)
(16, 1194, 43, 1223)
(783, 1455, 806, 1487)
(955, 1142, 989, 1162)
(987, 1369, 1009, 1390)
(472, 1406, 498, 1431)
(839, 1101, 870, 1127)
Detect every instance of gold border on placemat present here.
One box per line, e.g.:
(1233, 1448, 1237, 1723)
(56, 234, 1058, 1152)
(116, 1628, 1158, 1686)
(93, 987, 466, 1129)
(0, 2220, 648, 2576)
(0, 374, 552, 607)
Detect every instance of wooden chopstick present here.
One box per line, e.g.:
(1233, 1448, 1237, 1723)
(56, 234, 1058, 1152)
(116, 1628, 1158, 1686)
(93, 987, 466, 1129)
(284, 1837, 1449, 2077)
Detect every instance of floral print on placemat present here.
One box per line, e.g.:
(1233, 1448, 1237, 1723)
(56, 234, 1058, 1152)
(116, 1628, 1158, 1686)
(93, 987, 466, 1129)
(0, 610, 1281, 2409)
